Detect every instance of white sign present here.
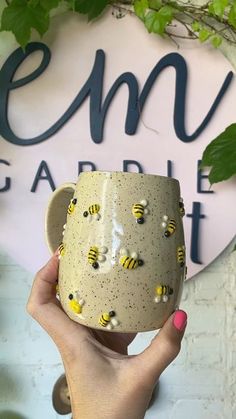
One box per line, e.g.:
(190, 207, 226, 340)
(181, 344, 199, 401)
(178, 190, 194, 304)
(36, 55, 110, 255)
(0, 11, 235, 278)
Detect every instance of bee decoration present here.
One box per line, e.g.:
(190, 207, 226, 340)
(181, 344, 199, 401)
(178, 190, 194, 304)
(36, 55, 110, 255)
(161, 215, 176, 237)
(98, 310, 119, 330)
(154, 285, 173, 303)
(87, 246, 108, 269)
(68, 292, 85, 315)
(132, 199, 149, 224)
(83, 204, 101, 221)
(119, 248, 144, 270)
(62, 223, 67, 237)
(58, 243, 65, 259)
(67, 198, 77, 215)
(179, 197, 185, 217)
(177, 245, 185, 267)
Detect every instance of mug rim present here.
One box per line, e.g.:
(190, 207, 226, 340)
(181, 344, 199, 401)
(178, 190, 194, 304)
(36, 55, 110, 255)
(79, 171, 179, 184)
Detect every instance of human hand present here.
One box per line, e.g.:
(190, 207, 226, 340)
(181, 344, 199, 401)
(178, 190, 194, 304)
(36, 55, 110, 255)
(27, 253, 187, 419)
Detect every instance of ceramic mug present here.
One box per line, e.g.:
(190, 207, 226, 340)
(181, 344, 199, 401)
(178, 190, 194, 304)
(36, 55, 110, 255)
(45, 171, 186, 333)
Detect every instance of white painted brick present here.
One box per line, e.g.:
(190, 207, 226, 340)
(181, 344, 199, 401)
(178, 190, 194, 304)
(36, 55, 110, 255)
(194, 272, 228, 301)
(187, 335, 222, 366)
(182, 304, 226, 334)
(0, 266, 32, 300)
(161, 365, 225, 399)
(0, 301, 61, 365)
(170, 399, 224, 419)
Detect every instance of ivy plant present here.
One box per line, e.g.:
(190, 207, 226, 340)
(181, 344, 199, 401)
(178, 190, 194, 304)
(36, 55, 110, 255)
(200, 124, 236, 184)
(2, 0, 236, 49)
(0, 0, 236, 184)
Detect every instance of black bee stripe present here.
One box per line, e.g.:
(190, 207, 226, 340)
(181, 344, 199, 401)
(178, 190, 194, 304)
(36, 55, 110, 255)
(134, 204, 143, 209)
(127, 258, 134, 269)
(122, 256, 130, 267)
(134, 210, 143, 216)
(89, 249, 97, 255)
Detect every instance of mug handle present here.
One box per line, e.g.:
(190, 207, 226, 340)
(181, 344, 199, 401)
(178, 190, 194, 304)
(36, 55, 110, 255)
(45, 182, 76, 254)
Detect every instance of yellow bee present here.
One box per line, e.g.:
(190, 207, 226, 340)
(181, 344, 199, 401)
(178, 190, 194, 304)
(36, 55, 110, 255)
(67, 198, 77, 215)
(83, 204, 101, 221)
(177, 245, 185, 267)
(165, 219, 176, 237)
(179, 198, 185, 217)
(99, 310, 119, 330)
(119, 248, 143, 269)
(161, 215, 176, 237)
(154, 285, 173, 303)
(87, 246, 108, 269)
(132, 199, 149, 224)
(68, 292, 85, 315)
(58, 243, 65, 259)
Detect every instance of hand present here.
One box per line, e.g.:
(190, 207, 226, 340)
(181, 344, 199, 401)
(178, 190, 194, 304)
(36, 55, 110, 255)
(27, 254, 187, 419)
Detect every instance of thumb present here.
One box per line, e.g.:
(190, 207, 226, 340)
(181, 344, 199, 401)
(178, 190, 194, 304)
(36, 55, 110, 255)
(137, 310, 187, 385)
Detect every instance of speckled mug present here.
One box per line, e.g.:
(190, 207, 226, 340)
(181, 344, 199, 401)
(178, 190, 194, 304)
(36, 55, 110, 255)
(45, 171, 186, 333)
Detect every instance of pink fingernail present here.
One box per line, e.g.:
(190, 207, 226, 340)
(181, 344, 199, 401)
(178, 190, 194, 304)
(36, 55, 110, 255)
(173, 310, 187, 331)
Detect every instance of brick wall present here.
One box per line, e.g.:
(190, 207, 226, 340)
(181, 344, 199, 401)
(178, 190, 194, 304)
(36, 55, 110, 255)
(0, 241, 235, 419)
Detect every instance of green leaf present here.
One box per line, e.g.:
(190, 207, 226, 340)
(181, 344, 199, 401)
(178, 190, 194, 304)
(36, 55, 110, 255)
(144, 6, 173, 35)
(29, 0, 40, 7)
(145, 10, 157, 32)
(134, 0, 149, 20)
(228, 3, 236, 28)
(199, 28, 211, 42)
(1, 0, 49, 48)
(191, 21, 200, 32)
(210, 0, 228, 18)
(200, 123, 236, 184)
(232, 244, 236, 252)
(210, 34, 222, 47)
(40, 0, 61, 12)
(148, 0, 162, 10)
(158, 5, 173, 22)
(73, 0, 108, 21)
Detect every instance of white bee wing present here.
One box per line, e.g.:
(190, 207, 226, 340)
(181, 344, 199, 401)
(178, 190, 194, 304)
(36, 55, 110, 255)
(163, 215, 169, 221)
(131, 252, 138, 260)
(154, 296, 161, 303)
(140, 199, 148, 207)
(162, 295, 168, 303)
(106, 324, 113, 330)
(120, 248, 128, 256)
(144, 209, 149, 214)
(95, 213, 101, 220)
(161, 222, 167, 228)
(98, 255, 106, 262)
(100, 246, 108, 254)
(111, 318, 119, 327)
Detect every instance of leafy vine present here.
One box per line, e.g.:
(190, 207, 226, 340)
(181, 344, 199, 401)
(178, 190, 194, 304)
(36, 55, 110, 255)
(0, 0, 236, 184)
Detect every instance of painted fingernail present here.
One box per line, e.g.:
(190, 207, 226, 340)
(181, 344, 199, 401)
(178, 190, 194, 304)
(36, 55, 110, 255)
(173, 310, 187, 331)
